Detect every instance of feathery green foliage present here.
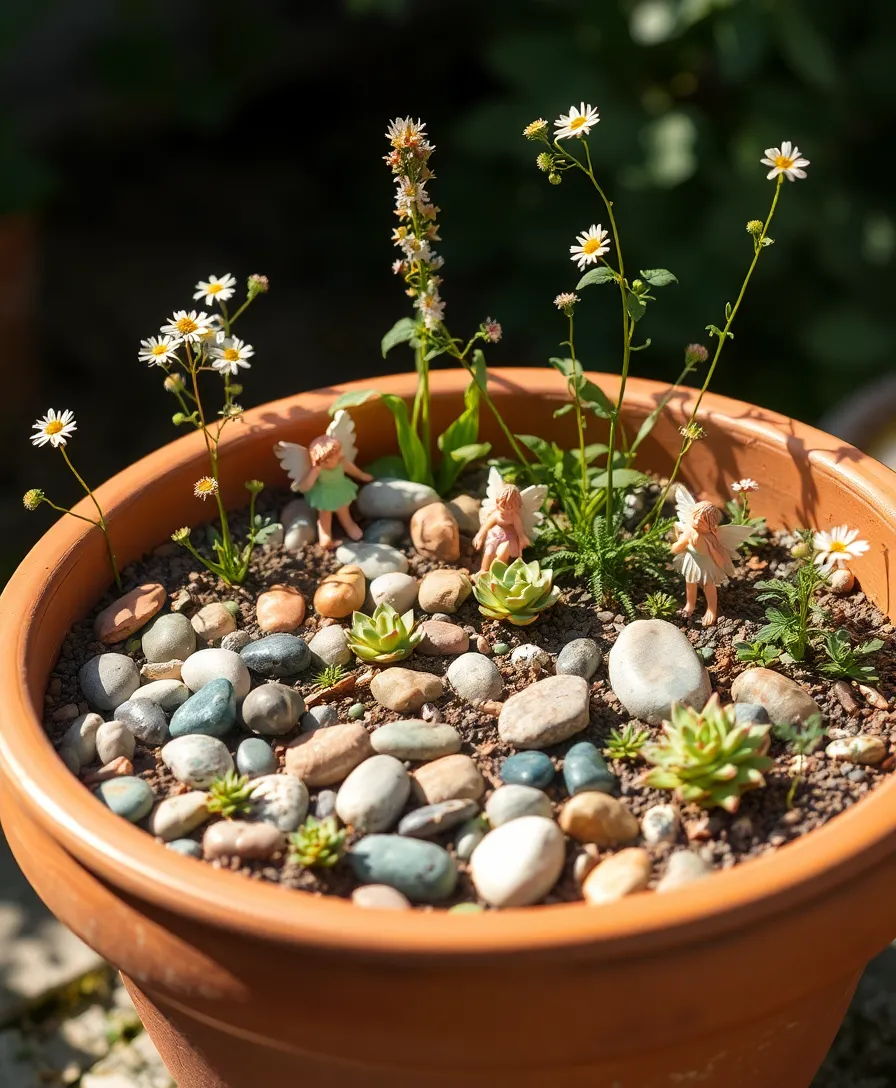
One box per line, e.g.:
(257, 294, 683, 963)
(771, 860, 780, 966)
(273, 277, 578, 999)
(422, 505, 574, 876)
(473, 557, 560, 626)
(816, 628, 883, 682)
(313, 663, 347, 689)
(346, 602, 423, 664)
(207, 771, 256, 820)
(289, 816, 346, 869)
(641, 591, 678, 619)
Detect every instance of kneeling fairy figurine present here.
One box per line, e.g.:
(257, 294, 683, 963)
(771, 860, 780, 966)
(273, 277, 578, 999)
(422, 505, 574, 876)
(473, 467, 547, 572)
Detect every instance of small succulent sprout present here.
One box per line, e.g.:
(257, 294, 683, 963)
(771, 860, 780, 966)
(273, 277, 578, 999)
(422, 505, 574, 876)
(289, 815, 346, 869)
(641, 591, 677, 619)
(314, 663, 346, 689)
(473, 558, 560, 626)
(604, 723, 650, 761)
(346, 602, 423, 664)
(641, 695, 774, 813)
(207, 771, 256, 819)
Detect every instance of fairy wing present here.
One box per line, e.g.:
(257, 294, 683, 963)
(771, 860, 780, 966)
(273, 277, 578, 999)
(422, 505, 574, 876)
(717, 522, 756, 554)
(519, 484, 548, 539)
(275, 441, 312, 493)
(674, 483, 698, 529)
(327, 409, 358, 465)
(479, 466, 505, 526)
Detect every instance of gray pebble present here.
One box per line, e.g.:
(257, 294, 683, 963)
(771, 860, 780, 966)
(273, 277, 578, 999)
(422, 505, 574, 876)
(656, 850, 712, 892)
(221, 629, 252, 653)
(398, 798, 480, 838)
(314, 789, 338, 819)
(370, 720, 461, 761)
(60, 712, 103, 768)
(608, 620, 711, 725)
(498, 675, 589, 749)
(166, 839, 203, 858)
(95, 720, 136, 764)
(240, 634, 311, 679)
(734, 702, 770, 725)
(142, 613, 196, 664)
(446, 653, 503, 704)
(349, 835, 457, 902)
(79, 653, 140, 711)
(236, 738, 278, 778)
(307, 625, 352, 667)
(94, 776, 154, 822)
(181, 648, 251, 700)
(301, 704, 338, 732)
(556, 638, 603, 680)
(284, 517, 317, 552)
(114, 698, 168, 746)
(363, 518, 406, 546)
(248, 774, 309, 832)
(335, 755, 410, 834)
(335, 542, 409, 580)
(454, 815, 487, 860)
(161, 735, 233, 787)
(485, 784, 553, 827)
(133, 679, 190, 711)
(356, 479, 440, 520)
(242, 683, 305, 736)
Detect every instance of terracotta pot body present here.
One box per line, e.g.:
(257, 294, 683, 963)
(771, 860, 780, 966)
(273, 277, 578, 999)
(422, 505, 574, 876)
(2, 369, 896, 1088)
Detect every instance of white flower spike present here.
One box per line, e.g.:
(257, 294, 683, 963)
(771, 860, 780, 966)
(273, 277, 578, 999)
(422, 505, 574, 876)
(210, 335, 255, 375)
(193, 274, 237, 307)
(554, 103, 600, 140)
(813, 525, 870, 571)
(31, 409, 77, 448)
(760, 142, 810, 182)
(570, 224, 611, 270)
(138, 334, 183, 367)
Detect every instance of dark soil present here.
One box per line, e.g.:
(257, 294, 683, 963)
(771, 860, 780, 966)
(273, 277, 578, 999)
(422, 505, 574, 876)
(42, 489, 896, 909)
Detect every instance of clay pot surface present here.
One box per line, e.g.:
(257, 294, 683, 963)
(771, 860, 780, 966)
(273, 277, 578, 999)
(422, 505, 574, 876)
(2, 368, 896, 1088)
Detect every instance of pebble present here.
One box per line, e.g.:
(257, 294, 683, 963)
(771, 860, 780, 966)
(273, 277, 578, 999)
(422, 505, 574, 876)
(363, 518, 406, 546)
(142, 613, 196, 663)
(82, 756, 133, 783)
(485, 784, 552, 827)
(181, 648, 251, 700)
(241, 683, 305, 736)
(825, 735, 887, 765)
(140, 659, 184, 682)
(656, 849, 712, 892)
(733, 702, 770, 725)
(256, 585, 306, 633)
(349, 835, 457, 902)
(493, 642, 510, 656)
(307, 625, 352, 667)
(398, 798, 479, 839)
(641, 803, 681, 845)
(351, 884, 412, 910)
(858, 684, 889, 710)
(146, 792, 211, 841)
(418, 620, 469, 656)
(161, 735, 233, 787)
(167, 839, 203, 858)
(302, 704, 338, 732)
(563, 742, 617, 796)
(281, 497, 314, 527)
(829, 568, 855, 595)
(559, 792, 639, 845)
(313, 566, 366, 618)
(582, 848, 652, 905)
(356, 479, 440, 520)
(470, 816, 565, 908)
(236, 738, 278, 778)
(447, 653, 503, 704)
(368, 572, 418, 614)
(730, 667, 822, 726)
(348, 702, 367, 721)
(370, 667, 444, 712)
(221, 629, 251, 653)
(608, 620, 711, 725)
(191, 602, 237, 642)
(454, 815, 487, 860)
(335, 755, 410, 833)
(446, 494, 480, 536)
(314, 789, 338, 819)
(417, 569, 473, 614)
(134, 678, 190, 711)
(202, 820, 285, 861)
(499, 751, 556, 789)
(498, 675, 590, 749)
(412, 753, 486, 805)
(95, 720, 136, 764)
(284, 722, 373, 786)
(51, 703, 79, 723)
(282, 498, 317, 551)
(420, 702, 442, 722)
(476, 635, 491, 655)
(93, 776, 154, 822)
(410, 502, 460, 562)
(248, 774, 309, 831)
(832, 680, 860, 716)
(114, 699, 168, 746)
(556, 638, 603, 680)
(240, 633, 311, 679)
(78, 653, 140, 711)
(335, 542, 409, 580)
(510, 644, 551, 669)
(370, 720, 461, 760)
(93, 583, 166, 644)
(167, 678, 235, 740)
(60, 712, 102, 768)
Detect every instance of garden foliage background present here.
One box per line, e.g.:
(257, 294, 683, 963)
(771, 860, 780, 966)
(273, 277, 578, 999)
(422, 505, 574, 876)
(1, 0, 894, 581)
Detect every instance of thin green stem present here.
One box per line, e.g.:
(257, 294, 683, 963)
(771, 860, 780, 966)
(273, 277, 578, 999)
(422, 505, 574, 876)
(566, 315, 588, 501)
(42, 499, 100, 526)
(59, 446, 121, 589)
(187, 343, 234, 568)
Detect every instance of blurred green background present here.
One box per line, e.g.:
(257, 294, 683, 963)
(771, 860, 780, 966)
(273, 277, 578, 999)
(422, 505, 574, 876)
(2, 0, 894, 581)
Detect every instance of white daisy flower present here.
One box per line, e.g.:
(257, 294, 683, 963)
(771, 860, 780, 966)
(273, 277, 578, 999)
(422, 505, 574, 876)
(210, 335, 255, 375)
(160, 310, 212, 343)
(193, 273, 237, 306)
(760, 142, 810, 182)
(730, 478, 759, 493)
(416, 291, 445, 330)
(194, 476, 219, 501)
(138, 334, 183, 367)
(31, 408, 77, 448)
(386, 117, 427, 148)
(570, 224, 611, 270)
(813, 525, 870, 571)
(554, 102, 600, 140)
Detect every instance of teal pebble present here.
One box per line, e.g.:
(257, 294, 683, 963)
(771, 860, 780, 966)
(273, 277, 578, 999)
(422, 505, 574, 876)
(350, 835, 457, 903)
(223, 600, 241, 617)
(499, 751, 555, 789)
(94, 776, 154, 823)
(240, 633, 311, 678)
(348, 703, 366, 721)
(563, 741, 618, 796)
(697, 646, 714, 663)
(166, 838, 202, 858)
(169, 677, 236, 739)
(493, 642, 510, 656)
(236, 737, 278, 778)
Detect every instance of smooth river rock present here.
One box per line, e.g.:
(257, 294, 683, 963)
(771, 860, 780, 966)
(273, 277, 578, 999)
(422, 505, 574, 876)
(141, 613, 196, 663)
(412, 754, 486, 805)
(363, 518, 406, 546)
(582, 847, 652, 905)
(656, 849, 712, 893)
(350, 835, 457, 902)
(191, 602, 237, 642)
(559, 792, 640, 846)
(284, 722, 373, 787)
(369, 572, 418, 614)
(563, 742, 617, 796)
(370, 720, 461, 761)
(169, 678, 236, 739)
(241, 683, 305, 736)
(608, 619, 711, 725)
(95, 720, 136, 765)
(79, 653, 140, 711)
(470, 816, 565, 908)
(485, 784, 553, 827)
(498, 675, 590, 749)
(181, 648, 251, 700)
(556, 638, 603, 680)
(133, 679, 190, 712)
(313, 566, 366, 619)
(203, 820, 285, 861)
(307, 625, 352, 667)
(161, 735, 233, 787)
(417, 569, 473, 614)
(351, 884, 412, 910)
(397, 799, 479, 839)
(93, 776, 154, 823)
(240, 633, 311, 679)
(94, 583, 166, 644)
(447, 653, 503, 704)
(410, 502, 460, 562)
(335, 755, 410, 833)
(256, 585, 306, 633)
(60, 712, 102, 768)
(499, 751, 556, 789)
(236, 738, 279, 778)
(417, 621, 469, 656)
(335, 542, 408, 580)
(114, 699, 168, 747)
(248, 774, 309, 831)
(356, 479, 440, 520)
(146, 792, 211, 841)
(370, 668, 444, 713)
(730, 667, 822, 726)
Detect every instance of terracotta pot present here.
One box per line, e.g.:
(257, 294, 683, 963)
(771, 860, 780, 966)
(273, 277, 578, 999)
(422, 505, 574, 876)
(1, 368, 895, 1088)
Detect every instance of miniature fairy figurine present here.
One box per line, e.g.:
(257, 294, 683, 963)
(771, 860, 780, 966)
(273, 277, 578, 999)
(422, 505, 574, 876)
(473, 467, 547, 572)
(275, 409, 373, 549)
(670, 484, 754, 626)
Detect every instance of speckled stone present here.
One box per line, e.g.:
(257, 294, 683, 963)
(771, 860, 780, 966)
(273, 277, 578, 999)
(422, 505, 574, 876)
(146, 791, 211, 841)
(470, 816, 565, 908)
(499, 751, 556, 789)
(236, 738, 278, 778)
(169, 678, 236, 739)
(314, 789, 338, 819)
(485, 784, 553, 827)
(240, 633, 311, 678)
(221, 629, 252, 653)
(191, 602, 237, 642)
(412, 754, 486, 805)
(510, 644, 551, 669)
(556, 638, 603, 680)
(202, 820, 285, 861)
(140, 659, 185, 682)
(397, 798, 479, 839)
(351, 884, 411, 910)
(95, 720, 136, 765)
(133, 679, 190, 711)
(641, 803, 681, 845)
(79, 653, 140, 711)
(142, 613, 196, 663)
(559, 792, 640, 846)
(446, 653, 503, 704)
(563, 742, 618, 796)
(370, 668, 444, 713)
(181, 648, 251, 700)
(370, 720, 462, 761)
(307, 625, 352, 667)
(241, 683, 305, 736)
(498, 675, 590, 749)
(161, 735, 233, 788)
(93, 776, 154, 822)
(248, 774, 309, 832)
(335, 755, 410, 833)
(284, 722, 373, 787)
(349, 835, 457, 902)
(114, 699, 168, 747)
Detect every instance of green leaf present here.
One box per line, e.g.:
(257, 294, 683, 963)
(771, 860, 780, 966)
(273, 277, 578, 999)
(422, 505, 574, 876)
(626, 293, 647, 323)
(469, 348, 488, 392)
(380, 393, 432, 486)
(629, 338, 652, 353)
(364, 454, 407, 479)
(640, 268, 678, 287)
(590, 468, 648, 491)
(705, 324, 734, 340)
(516, 434, 560, 467)
(449, 441, 490, 464)
(576, 266, 616, 289)
(328, 389, 379, 415)
(381, 317, 418, 358)
(553, 403, 575, 418)
(579, 379, 616, 419)
(549, 356, 579, 380)
(435, 378, 485, 494)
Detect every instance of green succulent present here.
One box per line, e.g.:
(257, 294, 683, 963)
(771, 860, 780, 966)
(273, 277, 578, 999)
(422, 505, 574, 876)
(641, 591, 678, 619)
(642, 695, 774, 813)
(314, 663, 346, 688)
(206, 771, 256, 820)
(346, 602, 423, 664)
(473, 558, 560, 626)
(289, 816, 346, 869)
(604, 723, 650, 761)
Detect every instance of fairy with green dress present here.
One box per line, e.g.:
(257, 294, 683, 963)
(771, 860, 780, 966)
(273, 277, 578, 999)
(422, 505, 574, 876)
(275, 409, 373, 549)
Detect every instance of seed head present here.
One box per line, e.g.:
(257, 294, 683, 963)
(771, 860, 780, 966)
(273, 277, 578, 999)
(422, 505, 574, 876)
(23, 488, 45, 511)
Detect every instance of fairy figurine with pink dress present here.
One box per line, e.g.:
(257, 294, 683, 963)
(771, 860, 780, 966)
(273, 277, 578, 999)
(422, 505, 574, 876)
(275, 410, 373, 549)
(670, 484, 754, 626)
(473, 467, 547, 572)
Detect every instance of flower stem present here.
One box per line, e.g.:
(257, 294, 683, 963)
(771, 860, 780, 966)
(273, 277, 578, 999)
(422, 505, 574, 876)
(59, 446, 121, 590)
(566, 314, 588, 501)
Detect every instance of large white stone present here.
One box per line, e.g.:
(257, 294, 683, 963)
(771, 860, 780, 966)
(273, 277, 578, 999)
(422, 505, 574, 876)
(181, 648, 251, 701)
(608, 619, 710, 725)
(336, 755, 410, 834)
(470, 816, 565, 908)
(356, 479, 440, 520)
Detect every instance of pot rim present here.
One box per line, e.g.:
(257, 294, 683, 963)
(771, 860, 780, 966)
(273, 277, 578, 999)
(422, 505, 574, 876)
(2, 367, 895, 958)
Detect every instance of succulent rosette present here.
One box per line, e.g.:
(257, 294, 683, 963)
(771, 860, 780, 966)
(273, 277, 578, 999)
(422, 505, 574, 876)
(473, 558, 560, 626)
(346, 602, 423, 664)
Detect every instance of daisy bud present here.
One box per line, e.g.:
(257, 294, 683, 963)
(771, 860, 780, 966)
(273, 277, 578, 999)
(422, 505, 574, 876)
(790, 541, 811, 560)
(229, 383, 244, 397)
(481, 317, 503, 344)
(523, 119, 549, 141)
(245, 479, 265, 496)
(171, 526, 192, 544)
(548, 172, 562, 185)
(247, 273, 270, 299)
(23, 488, 45, 511)
(632, 279, 645, 293)
(172, 412, 186, 426)
(684, 343, 709, 367)
(746, 220, 764, 237)
(163, 374, 185, 394)
(536, 152, 553, 173)
(554, 292, 580, 316)
(679, 422, 707, 443)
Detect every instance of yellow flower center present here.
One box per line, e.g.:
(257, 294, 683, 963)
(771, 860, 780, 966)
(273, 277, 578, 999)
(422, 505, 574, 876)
(196, 479, 215, 493)
(45, 420, 64, 435)
(774, 153, 795, 170)
(152, 344, 168, 356)
(829, 541, 847, 552)
(569, 116, 588, 130)
(223, 348, 239, 361)
(176, 317, 198, 335)
(582, 238, 601, 255)
(207, 282, 223, 294)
